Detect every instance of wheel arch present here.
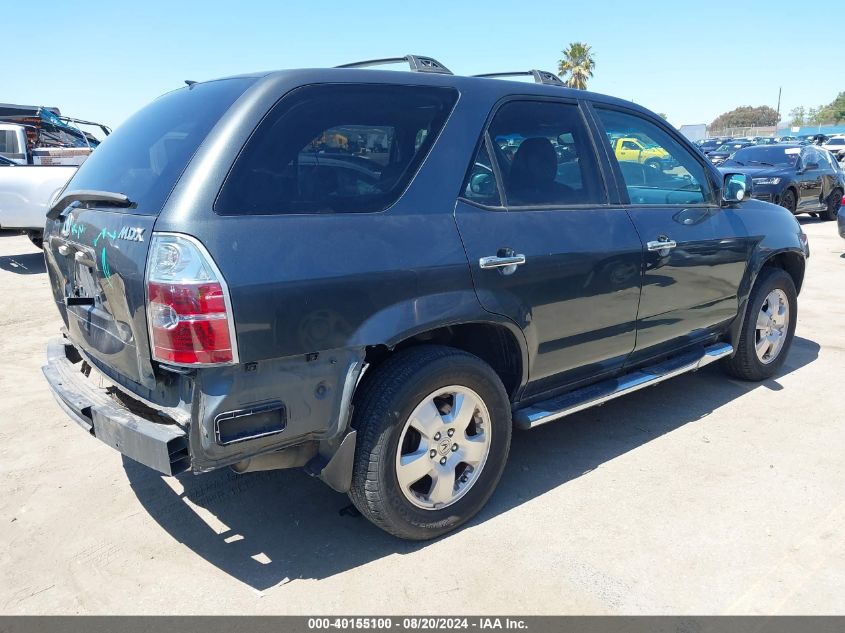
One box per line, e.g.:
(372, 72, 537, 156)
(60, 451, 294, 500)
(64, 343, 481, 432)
(728, 247, 805, 351)
(362, 320, 528, 402)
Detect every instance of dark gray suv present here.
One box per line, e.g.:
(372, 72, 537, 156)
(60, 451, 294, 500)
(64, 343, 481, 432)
(42, 56, 808, 539)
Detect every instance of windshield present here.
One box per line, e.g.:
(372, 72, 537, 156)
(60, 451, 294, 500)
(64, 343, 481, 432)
(727, 145, 799, 167)
(64, 77, 255, 214)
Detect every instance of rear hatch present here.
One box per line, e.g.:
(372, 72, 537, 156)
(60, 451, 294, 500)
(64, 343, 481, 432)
(43, 78, 255, 388)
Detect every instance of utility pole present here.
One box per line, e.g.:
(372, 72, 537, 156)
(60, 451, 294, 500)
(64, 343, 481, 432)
(776, 87, 781, 137)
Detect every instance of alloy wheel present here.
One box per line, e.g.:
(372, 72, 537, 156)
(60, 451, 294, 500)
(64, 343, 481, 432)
(395, 386, 492, 510)
(755, 289, 789, 364)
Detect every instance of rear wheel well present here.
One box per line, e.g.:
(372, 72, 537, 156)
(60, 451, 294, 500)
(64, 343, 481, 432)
(762, 251, 805, 294)
(363, 324, 524, 400)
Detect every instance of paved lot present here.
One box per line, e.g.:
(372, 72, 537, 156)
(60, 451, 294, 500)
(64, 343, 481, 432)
(0, 219, 843, 615)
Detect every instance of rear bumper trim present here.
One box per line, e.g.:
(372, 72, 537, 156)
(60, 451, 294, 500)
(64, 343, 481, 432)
(42, 337, 189, 475)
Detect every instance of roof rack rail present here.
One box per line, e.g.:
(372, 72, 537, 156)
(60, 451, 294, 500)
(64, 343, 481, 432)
(335, 55, 453, 75)
(472, 70, 565, 86)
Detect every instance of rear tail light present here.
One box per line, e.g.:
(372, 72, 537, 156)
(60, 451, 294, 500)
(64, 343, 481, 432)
(146, 233, 238, 366)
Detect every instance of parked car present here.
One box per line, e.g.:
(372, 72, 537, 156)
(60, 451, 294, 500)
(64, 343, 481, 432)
(707, 141, 754, 165)
(720, 144, 844, 220)
(821, 136, 845, 161)
(697, 139, 723, 155)
(0, 105, 109, 246)
(0, 161, 76, 246)
(608, 135, 675, 170)
(41, 57, 808, 540)
(754, 137, 779, 145)
(839, 193, 845, 238)
(777, 136, 798, 143)
(0, 104, 109, 166)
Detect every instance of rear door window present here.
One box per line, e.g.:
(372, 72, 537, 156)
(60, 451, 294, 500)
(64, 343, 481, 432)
(65, 78, 255, 214)
(215, 84, 458, 215)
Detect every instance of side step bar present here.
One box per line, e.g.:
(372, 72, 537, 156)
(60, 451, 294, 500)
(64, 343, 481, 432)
(513, 342, 733, 430)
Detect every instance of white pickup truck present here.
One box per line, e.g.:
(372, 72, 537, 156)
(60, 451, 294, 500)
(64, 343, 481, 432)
(0, 155, 75, 247)
(0, 106, 110, 247)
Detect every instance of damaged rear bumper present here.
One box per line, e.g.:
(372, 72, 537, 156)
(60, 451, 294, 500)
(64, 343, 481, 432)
(42, 337, 189, 476)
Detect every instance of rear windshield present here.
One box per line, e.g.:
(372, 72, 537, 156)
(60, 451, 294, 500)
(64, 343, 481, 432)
(215, 84, 458, 215)
(64, 77, 255, 214)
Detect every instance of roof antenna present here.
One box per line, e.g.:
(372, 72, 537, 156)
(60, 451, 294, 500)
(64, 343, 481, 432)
(185, 80, 197, 87)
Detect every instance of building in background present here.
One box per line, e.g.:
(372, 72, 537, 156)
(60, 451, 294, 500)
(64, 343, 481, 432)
(678, 124, 707, 141)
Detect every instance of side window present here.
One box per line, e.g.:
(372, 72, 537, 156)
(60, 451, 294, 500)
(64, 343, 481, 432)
(594, 107, 716, 206)
(461, 141, 501, 206)
(486, 101, 605, 207)
(216, 84, 458, 215)
(801, 147, 821, 168)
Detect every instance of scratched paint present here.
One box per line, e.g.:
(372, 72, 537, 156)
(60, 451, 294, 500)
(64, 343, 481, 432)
(93, 228, 117, 247)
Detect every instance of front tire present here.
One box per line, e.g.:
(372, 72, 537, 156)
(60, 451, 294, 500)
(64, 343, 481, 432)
(780, 188, 797, 214)
(349, 346, 512, 540)
(721, 267, 797, 381)
(821, 188, 842, 221)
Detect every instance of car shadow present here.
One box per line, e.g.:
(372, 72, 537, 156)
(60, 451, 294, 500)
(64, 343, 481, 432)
(0, 252, 46, 274)
(124, 336, 820, 591)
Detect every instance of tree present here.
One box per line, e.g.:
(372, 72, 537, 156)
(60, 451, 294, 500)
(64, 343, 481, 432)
(558, 42, 595, 90)
(657, 112, 668, 120)
(785, 92, 845, 126)
(789, 106, 806, 127)
(815, 92, 845, 124)
(831, 92, 845, 123)
(709, 105, 781, 131)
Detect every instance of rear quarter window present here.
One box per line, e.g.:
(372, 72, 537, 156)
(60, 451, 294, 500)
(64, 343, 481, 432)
(215, 84, 458, 215)
(64, 78, 255, 215)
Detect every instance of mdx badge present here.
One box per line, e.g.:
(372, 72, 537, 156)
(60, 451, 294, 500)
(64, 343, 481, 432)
(117, 227, 145, 242)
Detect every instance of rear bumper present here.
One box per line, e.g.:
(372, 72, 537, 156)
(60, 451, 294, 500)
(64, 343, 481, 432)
(42, 337, 189, 475)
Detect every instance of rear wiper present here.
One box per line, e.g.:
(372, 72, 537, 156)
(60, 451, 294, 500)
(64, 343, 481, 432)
(48, 190, 133, 219)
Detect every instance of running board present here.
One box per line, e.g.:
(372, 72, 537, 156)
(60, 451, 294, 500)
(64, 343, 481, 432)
(513, 342, 733, 430)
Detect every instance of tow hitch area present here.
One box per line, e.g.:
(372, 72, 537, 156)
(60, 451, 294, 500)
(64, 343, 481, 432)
(42, 337, 189, 475)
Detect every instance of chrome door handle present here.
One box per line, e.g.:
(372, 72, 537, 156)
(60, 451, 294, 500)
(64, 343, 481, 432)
(646, 239, 677, 253)
(479, 254, 527, 269)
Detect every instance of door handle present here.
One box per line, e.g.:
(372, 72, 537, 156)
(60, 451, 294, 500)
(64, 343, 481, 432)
(646, 239, 677, 255)
(479, 254, 526, 271)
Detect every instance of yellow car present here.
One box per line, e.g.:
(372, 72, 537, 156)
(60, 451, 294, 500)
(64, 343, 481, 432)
(611, 136, 672, 170)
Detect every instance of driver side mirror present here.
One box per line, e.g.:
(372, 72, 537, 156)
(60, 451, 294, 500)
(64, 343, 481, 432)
(722, 173, 752, 204)
(470, 172, 497, 196)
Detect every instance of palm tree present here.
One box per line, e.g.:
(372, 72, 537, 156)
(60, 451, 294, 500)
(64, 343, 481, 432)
(558, 42, 595, 90)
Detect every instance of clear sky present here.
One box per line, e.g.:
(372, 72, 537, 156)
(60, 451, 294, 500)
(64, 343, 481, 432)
(5, 0, 841, 134)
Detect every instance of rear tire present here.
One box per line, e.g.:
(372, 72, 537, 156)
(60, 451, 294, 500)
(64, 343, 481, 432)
(821, 188, 842, 221)
(349, 345, 512, 540)
(721, 267, 797, 381)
